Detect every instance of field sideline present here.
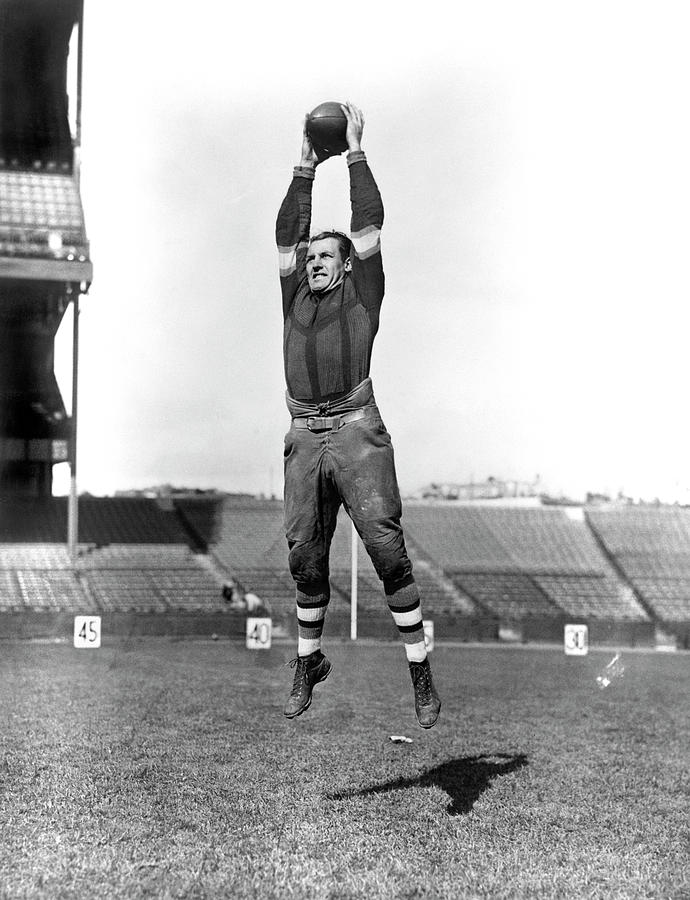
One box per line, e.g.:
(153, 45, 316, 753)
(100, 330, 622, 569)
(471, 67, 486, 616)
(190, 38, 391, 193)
(1, 638, 688, 899)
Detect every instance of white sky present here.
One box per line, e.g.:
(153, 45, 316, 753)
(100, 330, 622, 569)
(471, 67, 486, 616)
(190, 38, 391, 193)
(54, 0, 690, 503)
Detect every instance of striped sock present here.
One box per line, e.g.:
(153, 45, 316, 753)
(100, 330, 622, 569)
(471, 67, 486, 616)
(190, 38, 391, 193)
(296, 581, 330, 657)
(385, 575, 427, 663)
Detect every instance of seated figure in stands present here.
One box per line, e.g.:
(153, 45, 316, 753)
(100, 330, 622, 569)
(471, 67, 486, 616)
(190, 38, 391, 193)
(275, 102, 440, 728)
(222, 580, 270, 615)
(222, 579, 240, 605)
(244, 590, 269, 614)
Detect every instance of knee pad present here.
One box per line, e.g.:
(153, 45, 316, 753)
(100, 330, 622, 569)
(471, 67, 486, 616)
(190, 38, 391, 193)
(288, 541, 329, 586)
(371, 545, 413, 586)
(382, 568, 415, 594)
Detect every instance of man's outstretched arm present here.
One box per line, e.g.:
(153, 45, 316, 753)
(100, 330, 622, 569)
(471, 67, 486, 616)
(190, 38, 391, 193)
(341, 103, 385, 309)
(275, 120, 319, 319)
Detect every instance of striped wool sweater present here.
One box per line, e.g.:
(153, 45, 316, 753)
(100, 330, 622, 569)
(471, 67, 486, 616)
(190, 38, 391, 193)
(276, 151, 385, 403)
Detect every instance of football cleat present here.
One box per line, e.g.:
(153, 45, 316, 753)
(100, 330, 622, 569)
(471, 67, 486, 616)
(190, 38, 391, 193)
(284, 651, 332, 718)
(409, 657, 441, 728)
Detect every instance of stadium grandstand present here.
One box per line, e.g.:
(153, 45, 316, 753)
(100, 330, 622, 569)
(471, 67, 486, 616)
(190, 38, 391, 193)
(1, 490, 690, 647)
(586, 505, 690, 632)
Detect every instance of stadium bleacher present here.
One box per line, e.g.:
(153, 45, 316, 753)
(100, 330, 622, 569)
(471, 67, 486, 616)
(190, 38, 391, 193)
(474, 506, 611, 573)
(631, 578, 690, 623)
(449, 572, 560, 620)
(0, 542, 92, 611)
(16, 569, 93, 612)
(406, 564, 479, 616)
(586, 506, 690, 627)
(79, 544, 224, 613)
(0, 543, 71, 568)
(403, 504, 514, 570)
(77, 544, 199, 569)
(85, 571, 166, 613)
(173, 495, 226, 550)
(206, 497, 286, 571)
(533, 575, 646, 620)
(0, 500, 224, 614)
(0, 494, 688, 642)
(0, 569, 22, 610)
(0, 496, 189, 544)
(404, 504, 612, 574)
(399, 502, 654, 623)
(586, 506, 690, 555)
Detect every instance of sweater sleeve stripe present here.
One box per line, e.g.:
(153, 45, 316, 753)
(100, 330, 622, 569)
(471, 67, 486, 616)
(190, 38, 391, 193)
(351, 224, 381, 260)
(278, 240, 308, 277)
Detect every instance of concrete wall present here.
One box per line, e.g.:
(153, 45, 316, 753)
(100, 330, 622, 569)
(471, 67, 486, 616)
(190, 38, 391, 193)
(0, 610, 666, 648)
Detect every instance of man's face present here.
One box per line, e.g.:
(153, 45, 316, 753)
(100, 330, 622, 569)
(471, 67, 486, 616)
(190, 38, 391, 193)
(306, 237, 351, 293)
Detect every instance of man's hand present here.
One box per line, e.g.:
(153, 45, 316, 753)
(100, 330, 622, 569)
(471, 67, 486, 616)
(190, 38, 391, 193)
(341, 101, 364, 153)
(299, 115, 320, 169)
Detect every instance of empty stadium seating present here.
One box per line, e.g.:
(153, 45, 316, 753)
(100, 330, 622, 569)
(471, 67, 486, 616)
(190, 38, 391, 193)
(173, 495, 226, 548)
(78, 498, 190, 544)
(408, 564, 479, 616)
(79, 544, 223, 613)
(0, 500, 227, 614)
(330, 569, 381, 611)
(85, 571, 165, 613)
(404, 503, 613, 575)
(624, 578, 690, 623)
(0, 538, 223, 614)
(533, 575, 648, 620)
(586, 506, 690, 624)
(587, 506, 690, 557)
(0, 543, 93, 611)
(476, 506, 612, 573)
(450, 572, 561, 620)
(0, 569, 23, 610)
(208, 498, 286, 571)
(225, 568, 294, 611)
(404, 505, 514, 570)
(1, 495, 688, 632)
(0, 497, 191, 543)
(398, 503, 638, 622)
(76, 544, 197, 569)
(0, 543, 71, 568)
(16, 569, 95, 612)
(153, 570, 225, 610)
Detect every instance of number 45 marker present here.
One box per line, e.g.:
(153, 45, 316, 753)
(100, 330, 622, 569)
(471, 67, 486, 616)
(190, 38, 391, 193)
(74, 615, 101, 649)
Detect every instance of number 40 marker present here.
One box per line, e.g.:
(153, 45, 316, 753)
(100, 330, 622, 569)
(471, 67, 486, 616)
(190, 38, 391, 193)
(74, 615, 101, 648)
(246, 617, 272, 650)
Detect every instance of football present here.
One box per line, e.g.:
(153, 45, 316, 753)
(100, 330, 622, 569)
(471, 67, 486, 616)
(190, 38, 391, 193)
(306, 101, 348, 159)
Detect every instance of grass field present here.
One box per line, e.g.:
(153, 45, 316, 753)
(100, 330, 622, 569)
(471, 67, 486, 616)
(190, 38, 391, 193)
(1, 637, 688, 899)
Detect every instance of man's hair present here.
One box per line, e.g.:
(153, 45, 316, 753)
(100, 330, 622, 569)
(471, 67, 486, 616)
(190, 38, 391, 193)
(309, 230, 352, 263)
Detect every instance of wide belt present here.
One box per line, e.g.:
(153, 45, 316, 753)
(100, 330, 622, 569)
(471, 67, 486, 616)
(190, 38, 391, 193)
(292, 408, 367, 432)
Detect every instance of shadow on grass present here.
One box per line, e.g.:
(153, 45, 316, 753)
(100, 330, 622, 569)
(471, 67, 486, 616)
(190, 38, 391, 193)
(327, 753, 528, 816)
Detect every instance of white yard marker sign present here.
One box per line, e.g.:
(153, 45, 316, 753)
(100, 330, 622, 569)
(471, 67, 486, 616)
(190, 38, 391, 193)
(74, 615, 101, 648)
(246, 617, 272, 650)
(564, 623, 588, 656)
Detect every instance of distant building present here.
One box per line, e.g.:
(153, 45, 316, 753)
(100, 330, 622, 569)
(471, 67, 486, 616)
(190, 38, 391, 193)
(114, 486, 252, 500)
(415, 476, 541, 502)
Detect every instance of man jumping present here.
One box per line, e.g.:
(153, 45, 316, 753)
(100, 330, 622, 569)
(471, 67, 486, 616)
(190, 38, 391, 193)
(276, 102, 441, 728)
